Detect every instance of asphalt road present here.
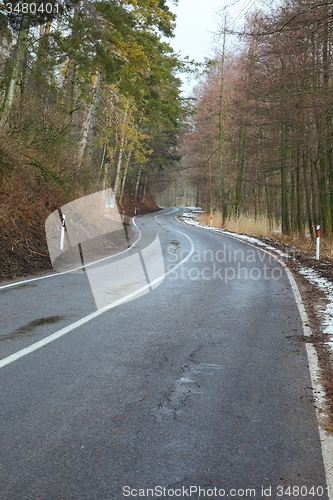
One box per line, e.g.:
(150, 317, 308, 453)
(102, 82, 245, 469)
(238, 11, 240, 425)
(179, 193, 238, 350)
(0, 208, 329, 500)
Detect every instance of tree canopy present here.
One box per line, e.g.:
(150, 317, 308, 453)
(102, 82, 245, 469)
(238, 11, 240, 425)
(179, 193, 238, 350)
(181, 0, 333, 237)
(0, 0, 190, 206)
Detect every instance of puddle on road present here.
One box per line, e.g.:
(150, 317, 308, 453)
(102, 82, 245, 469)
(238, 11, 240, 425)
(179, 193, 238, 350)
(1, 316, 64, 341)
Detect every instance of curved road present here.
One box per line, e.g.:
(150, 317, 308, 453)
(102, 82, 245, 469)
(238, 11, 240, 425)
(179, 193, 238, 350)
(0, 208, 329, 499)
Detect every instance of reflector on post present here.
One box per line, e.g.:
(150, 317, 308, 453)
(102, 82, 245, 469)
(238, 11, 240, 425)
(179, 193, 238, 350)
(45, 189, 165, 310)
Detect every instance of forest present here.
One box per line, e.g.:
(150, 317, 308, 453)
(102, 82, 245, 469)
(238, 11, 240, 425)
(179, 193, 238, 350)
(0, 0, 190, 210)
(0, 0, 193, 276)
(2, 0, 333, 278)
(181, 0, 333, 240)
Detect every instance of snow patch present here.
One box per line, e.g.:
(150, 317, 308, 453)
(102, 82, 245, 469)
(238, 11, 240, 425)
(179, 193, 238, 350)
(298, 267, 333, 345)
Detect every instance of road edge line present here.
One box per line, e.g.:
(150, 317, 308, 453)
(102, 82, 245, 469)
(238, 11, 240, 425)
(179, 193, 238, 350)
(0, 214, 144, 291)
(283, 262, 333, 496)
(176, 216, 333, 497)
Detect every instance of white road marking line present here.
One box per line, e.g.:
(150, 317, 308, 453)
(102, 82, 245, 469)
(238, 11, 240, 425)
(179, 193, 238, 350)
(283, 262, 333, 498)
(154, 215, 162, 225)
(177, 217, 333, 499)
(0, 219, 195, 369)
(0, 216, 143, 291)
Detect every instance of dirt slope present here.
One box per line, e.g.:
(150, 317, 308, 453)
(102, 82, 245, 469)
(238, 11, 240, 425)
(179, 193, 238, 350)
(0, 191, 160, 281)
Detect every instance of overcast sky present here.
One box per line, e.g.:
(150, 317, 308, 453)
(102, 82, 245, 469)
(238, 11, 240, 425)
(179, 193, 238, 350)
(168, 0, 224, 62)
(166, 0, 255, 94)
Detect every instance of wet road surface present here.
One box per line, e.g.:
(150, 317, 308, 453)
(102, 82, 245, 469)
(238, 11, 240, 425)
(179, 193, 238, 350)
(0, 208, 329, 499)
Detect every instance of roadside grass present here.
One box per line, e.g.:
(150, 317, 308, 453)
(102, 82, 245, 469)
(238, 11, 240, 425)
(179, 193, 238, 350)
(200, 212, 333, 259)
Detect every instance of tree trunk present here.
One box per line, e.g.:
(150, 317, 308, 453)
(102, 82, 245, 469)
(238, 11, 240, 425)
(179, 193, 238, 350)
(0, 15, 30, 128)
(290, 164, 297, 233)
(113, 145, 124, 200)
(86, 71, 103, 156)
(62, 58, 77, 119)
(98, 143, 107, 188)
(281, 126, 290, 235)
(134, 166, 142, 203)
(302, 150, 314, 239)
(296, 148, 304, 237)
(142, 171, 148, 200)
(119, 148, 133, 203)
(76, 70, 102, 170)
(219, 15, 227, 223)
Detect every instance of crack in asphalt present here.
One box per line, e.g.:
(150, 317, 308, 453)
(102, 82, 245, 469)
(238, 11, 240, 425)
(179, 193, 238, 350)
(151, 362, 223, 422)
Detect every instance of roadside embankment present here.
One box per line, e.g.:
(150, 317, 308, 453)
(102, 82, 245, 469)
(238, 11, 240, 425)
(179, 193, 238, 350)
(0, 183, 159, 280)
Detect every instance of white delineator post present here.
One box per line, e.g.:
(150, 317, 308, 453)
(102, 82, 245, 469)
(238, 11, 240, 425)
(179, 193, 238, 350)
(60, 214, 66, 250)
(316, 224, 320, 260)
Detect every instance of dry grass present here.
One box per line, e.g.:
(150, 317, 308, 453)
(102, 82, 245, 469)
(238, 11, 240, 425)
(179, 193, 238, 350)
(200, 212, 280, 238)
(200, 212, 333, 259)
